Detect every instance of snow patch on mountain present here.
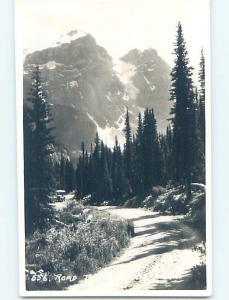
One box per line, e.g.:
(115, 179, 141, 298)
(87, 113, 125, 148)
(55, 30, 88, 46)
(69, 81, 79, 88)
(144, 76, 156, 92)
(115, 112, 126, 132)
(25, 30, 89, 55)
(113, 59, 139, 100)
(106, 92, 112, 102)
(147, 67, 155, 72)
(40, 61, 63, 70)
(79, 91, 84, 99)
(113, 60, 136, 85)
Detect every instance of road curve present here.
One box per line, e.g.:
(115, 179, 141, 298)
(68, 207, 202, 291)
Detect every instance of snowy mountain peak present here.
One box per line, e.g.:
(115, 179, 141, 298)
(24, 30, 171, 154)
(55, 30, 88, 46)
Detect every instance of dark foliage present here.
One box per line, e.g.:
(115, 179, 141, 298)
(24, 66, 55, 236)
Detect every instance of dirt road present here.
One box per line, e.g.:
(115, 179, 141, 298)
(68, 207, 202, 291)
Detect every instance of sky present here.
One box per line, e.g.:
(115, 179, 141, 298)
(16, 0, 210, 71)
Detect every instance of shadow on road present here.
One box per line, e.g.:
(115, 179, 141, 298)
(111, 212, 206, 290)
(114, 214, 201, 265)
(131, 213, 160, 222)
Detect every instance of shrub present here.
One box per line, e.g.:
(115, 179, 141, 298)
(123, 195, 144, 208)
(25, 203, 133, 290)
(142, 184, 206, 238)
(189, 242, 206, 289)
(143, 186, 188, 215)
(185, 191, 206, 239)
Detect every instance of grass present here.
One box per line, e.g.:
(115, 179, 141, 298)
(25, 201, 134, 290)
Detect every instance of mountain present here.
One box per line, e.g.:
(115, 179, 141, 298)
(23, 30, 171, 155)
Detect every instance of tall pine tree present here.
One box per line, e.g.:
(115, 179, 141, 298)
(198, 49, 206, 183)
(24, 66, 55, 235)
(170, 23, 196, 200)
(123, 108, 133, 194)
(142, 109, 161, 192)
(111, 137, 126, 203)
(134, 113, 144, 194)
(65, 159, 75, 192)
(199, 49, 206, 147)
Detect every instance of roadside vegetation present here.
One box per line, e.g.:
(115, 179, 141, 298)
(25, 201, 134, 290)
(142, 184, 206, 237)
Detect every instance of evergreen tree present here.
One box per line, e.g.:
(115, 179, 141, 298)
(150, 109, 163, 186)
(131, 134, 139, 194)
(91, 133, 102, 202)
(24, 111, 33, 236)
(100, 141, 113, 201)
(142, 108, 153, 191)
(83, 149, 89, 192)
(190, 87, 205, 183)
(142, 109, 161, 192)
(161, 125, 173, 184)
(170, 23, 196, 200)
(199, 49, 206, 147)
(197, 49, 206, 183)
(59, 154, 66, 190)
(24, 66, 55, 235)
(134, 113, 144, 194)
(86, 148, 94, 195)
(123, 108, 132, 194)
(76, 142, 86, 196)
(65, 159, 75, 193)
(111, 137, 125, 203)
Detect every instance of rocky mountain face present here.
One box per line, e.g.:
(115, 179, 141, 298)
(23, 30, 171, 155)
